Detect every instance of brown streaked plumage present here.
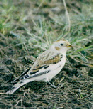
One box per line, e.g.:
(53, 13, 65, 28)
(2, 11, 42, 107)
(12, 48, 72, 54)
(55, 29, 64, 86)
(55, 47, 60, 50)
(28, 50, 62, 74)
(6, 39, 72, 94)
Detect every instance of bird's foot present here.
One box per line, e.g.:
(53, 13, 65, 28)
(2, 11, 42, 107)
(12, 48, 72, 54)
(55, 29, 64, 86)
(47, 82, 57, 89)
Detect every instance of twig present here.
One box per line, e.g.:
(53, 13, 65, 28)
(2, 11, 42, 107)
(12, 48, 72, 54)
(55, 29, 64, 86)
(63, 0, 71, 37)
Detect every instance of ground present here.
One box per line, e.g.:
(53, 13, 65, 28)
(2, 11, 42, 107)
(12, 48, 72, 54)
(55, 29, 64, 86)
(0, 0, 93, 108)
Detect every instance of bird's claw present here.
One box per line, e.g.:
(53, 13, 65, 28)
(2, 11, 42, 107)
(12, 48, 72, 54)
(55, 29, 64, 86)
(47, 82, 57, 89)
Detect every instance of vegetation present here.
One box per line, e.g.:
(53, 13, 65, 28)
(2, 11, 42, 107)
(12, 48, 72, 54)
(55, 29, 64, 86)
(0, 0, 93, 108)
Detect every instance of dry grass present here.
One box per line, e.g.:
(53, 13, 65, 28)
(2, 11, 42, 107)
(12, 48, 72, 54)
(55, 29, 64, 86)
(0, 0, 93, 108)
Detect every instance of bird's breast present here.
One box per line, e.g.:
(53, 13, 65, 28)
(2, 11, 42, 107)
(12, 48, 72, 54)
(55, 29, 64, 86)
(45, 57, 66, 81)
(49, 56, 66, 70)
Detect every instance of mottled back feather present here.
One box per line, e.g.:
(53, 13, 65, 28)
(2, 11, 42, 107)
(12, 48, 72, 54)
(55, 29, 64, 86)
(28, 50, 63, 74)
(12, 50, 63, 82)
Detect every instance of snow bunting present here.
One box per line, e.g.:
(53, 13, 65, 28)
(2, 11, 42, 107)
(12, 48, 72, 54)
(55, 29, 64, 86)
(6, 39, 72, 94)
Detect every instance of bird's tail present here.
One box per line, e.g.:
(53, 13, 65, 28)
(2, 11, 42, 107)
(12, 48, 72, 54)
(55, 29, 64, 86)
(6, 84, 21, 94)
(6, 78, 32, 94)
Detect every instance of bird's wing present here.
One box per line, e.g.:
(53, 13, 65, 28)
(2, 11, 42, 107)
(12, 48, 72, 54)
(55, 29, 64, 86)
(6, 51, 62, 94)
(15, 50, 62, 81)
(28, 50, 62, 74)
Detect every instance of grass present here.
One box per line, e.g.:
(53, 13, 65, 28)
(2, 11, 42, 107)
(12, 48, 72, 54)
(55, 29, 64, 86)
(0, 0, 93, 108)
(0, 0, 92, 76)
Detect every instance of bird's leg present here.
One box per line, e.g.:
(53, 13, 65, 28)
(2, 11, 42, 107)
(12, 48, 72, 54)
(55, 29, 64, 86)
(46, 78, 57, 88)
(47, 81, 57, 88)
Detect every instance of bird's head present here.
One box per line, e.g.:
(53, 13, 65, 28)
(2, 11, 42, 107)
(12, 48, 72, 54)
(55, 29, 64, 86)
(50, 39, 72, 53)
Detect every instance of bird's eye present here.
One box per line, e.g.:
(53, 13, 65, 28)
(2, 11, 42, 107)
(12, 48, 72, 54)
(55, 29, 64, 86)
(60, 43, 63, 46)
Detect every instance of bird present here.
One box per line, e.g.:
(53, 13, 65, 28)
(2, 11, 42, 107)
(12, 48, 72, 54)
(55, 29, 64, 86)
(6, 39, 72, 94)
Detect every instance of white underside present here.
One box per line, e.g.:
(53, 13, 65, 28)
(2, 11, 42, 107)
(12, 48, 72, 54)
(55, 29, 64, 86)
(6, 55, 66, 94)
(16, 56, 66, 86)
(31, 56, 66, 82)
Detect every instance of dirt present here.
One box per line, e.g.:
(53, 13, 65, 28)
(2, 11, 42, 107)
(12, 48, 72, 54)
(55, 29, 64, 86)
(0, 0, 93, 109)
(0, 33, 93, 109)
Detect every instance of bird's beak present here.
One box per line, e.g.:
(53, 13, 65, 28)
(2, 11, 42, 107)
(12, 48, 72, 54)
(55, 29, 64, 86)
(66, 42, 72, 47)
(66, 44, 72, 47)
